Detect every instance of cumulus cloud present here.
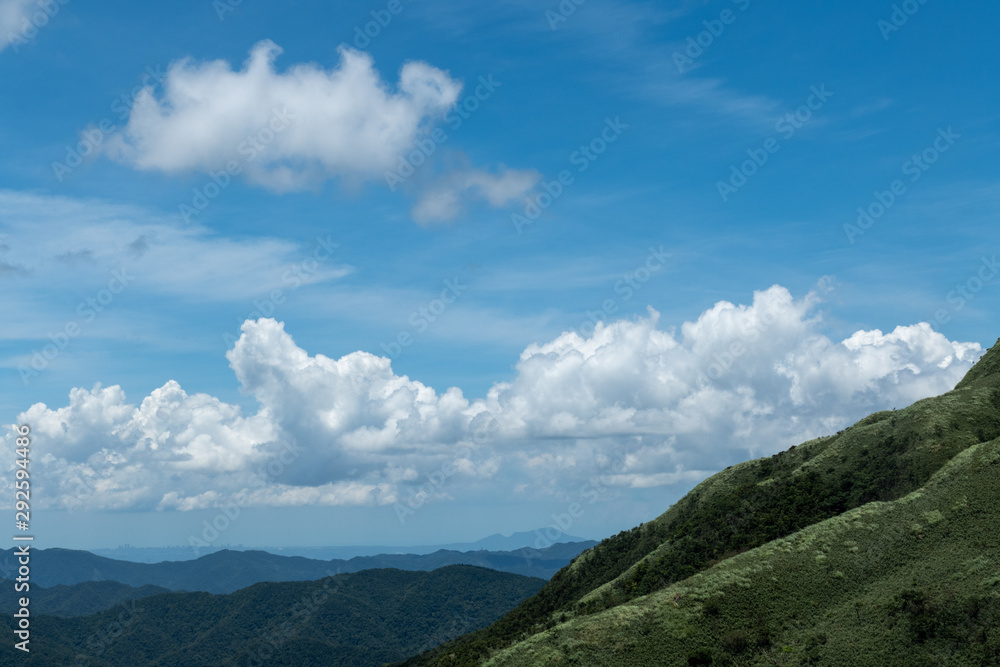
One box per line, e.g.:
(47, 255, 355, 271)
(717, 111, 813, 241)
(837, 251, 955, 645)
(101, 40, 537, 220)
(4, 285, 984, 512)
(104, 40, 460, 184)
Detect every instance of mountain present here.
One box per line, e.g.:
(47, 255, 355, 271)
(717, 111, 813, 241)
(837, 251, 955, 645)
(90, 529, 590, 563)
(0, 579, 168, 617)
(352, 542, 596, 581)
(2, 565, 545, 666)
(438, 531, 590, 553)
(0, 541, 594, 594)
(402, 338, 1000, 666)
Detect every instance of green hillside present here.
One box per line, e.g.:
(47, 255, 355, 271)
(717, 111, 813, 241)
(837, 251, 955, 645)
(0, 579, 168, 617)
(405, 338, 1000, 666)
(0, 565, 545, 666)
(486, 428, 1000, 666)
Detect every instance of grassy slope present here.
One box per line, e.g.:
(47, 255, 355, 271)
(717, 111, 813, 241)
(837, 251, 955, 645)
(408, 338, 1000, 666)
(487, 434, 1000, 666)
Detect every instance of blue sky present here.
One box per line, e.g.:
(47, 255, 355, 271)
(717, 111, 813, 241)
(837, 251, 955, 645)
(1, 0, 998, 551)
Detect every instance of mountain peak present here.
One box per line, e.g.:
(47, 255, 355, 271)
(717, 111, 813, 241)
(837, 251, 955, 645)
(955, 337, 1000, 390)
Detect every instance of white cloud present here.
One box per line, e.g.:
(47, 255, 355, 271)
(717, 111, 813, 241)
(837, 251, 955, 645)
(0, 190, 351, 308)
(105, 40, 460, 185)
(0, 0, 33, 53)
(224, 318, 477, 467)
(4, 285, 984, 512)
(412, 167, 542, 224)
(101, 40, 535, 220)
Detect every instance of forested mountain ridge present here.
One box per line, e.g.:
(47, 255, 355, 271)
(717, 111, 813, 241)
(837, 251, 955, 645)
(0, 565, 546, 666)
(0, 541, 593, 595)
(0, 579, 168, 617)
(402, 338, 1000, 666)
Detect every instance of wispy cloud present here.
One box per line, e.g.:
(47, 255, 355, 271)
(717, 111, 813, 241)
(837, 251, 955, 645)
(0, 190, 353, 303)
(536, 0, 780, 127)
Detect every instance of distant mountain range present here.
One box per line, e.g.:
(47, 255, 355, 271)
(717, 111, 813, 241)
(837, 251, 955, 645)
(0, 541, 595, 595)
(402, 337, 1000, 666)
(2, 565, 545, 666)
(0, 579, 169, 617)
(89, 529, 590, 562)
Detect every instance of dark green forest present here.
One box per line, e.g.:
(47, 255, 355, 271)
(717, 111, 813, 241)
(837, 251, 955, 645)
(0, 566, 544, 666)
(0, 580, 169, 617)
(0, 541, 591, 595)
